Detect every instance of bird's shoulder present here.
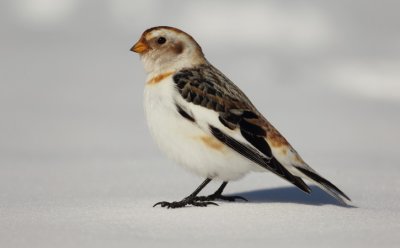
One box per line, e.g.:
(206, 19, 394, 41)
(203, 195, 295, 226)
(173, 64, 249, 109)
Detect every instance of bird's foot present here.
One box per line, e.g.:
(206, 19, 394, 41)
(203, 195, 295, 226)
(153, 197, 218, 209)
(195, 193, 248, 202)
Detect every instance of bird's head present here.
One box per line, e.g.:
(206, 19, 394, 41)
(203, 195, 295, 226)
(131, 26, 206, 73)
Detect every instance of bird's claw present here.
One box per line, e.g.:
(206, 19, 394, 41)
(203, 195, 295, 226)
(153, 199, 218, 209)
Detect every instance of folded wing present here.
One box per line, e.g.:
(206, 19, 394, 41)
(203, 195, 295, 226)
(173, 64, 311, 193)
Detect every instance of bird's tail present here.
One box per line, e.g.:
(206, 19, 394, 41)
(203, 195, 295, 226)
(295, 167, 351, 206)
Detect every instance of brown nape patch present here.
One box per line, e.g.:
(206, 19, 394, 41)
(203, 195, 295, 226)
(147, 71, 175, 85)
(200, 135, 224, 151)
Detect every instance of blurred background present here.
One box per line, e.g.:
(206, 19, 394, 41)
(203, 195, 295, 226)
(0, 1, 400, 247)
(1, 0, 399, 162)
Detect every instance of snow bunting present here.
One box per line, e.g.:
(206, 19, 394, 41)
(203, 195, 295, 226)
(130, 26, 351, 208)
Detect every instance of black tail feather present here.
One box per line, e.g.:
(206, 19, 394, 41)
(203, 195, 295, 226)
(296, 167, 351, 204)
(270, 158, 311, 194)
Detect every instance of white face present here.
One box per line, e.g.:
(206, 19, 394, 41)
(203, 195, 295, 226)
(138, 28, 206, 74)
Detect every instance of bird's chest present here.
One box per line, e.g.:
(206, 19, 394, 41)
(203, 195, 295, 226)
(143, 79, 204, 153)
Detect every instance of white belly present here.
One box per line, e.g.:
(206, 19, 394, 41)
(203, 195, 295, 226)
(143, 78, 255, 181)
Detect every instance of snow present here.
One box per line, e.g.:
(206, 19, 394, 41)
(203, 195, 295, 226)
(1, 1, 400, 247)
(1, 155, 400, 247)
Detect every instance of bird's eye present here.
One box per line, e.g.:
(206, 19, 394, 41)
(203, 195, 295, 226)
(157, 37, 166, 45)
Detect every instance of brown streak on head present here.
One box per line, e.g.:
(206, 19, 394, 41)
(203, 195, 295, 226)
(200, 135, 224, 151)
(141, 26, 203, 56)
(143, 26, 190, 38)
(172, 41, 184, 54)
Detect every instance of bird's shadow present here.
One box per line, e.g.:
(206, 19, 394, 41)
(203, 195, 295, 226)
(230, 185, 353, 207)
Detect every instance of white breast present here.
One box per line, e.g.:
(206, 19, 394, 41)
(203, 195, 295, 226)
(143, 77, 256, 181)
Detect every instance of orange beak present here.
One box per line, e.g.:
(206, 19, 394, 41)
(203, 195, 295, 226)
(130, 38, 149, 54)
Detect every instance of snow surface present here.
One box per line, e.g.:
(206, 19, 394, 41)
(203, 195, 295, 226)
(1, 1, 400, 247)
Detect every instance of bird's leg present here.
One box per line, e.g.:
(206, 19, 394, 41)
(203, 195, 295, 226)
(195, 182, 248, 202)
(153, 178, 218, 208)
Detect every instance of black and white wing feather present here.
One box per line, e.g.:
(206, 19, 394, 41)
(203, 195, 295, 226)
(173, 64, 311, 193)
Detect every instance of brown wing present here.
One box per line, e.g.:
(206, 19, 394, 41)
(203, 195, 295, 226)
(173, 64, 311, 193)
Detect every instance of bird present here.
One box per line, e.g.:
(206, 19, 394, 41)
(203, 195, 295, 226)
(130, 26, 351, 208)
